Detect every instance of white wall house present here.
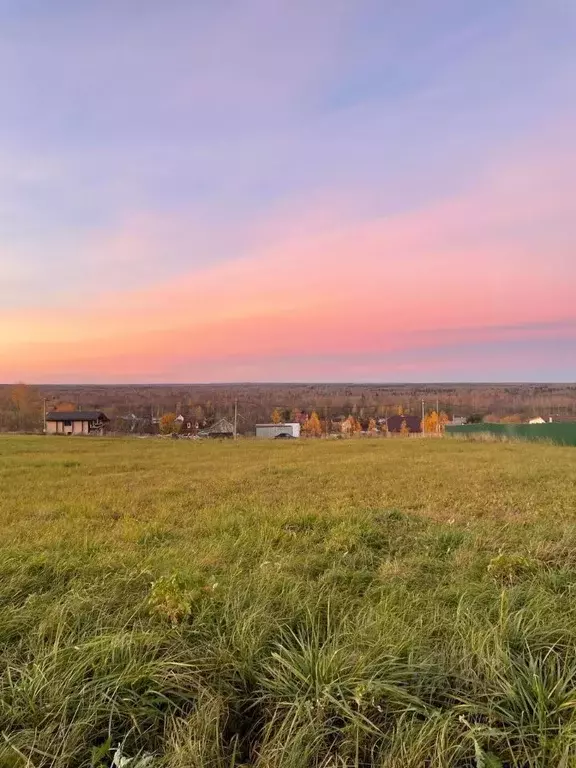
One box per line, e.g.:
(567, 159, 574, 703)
(255, 422, 301, 438)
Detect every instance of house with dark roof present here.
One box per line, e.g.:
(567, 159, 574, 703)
(385, 414, 422, 434)
(45, 410, 109, 436)
(178, 417, 202, 436)
(197, 417, 235, 438)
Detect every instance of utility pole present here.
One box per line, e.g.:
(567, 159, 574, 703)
(421, 399, 425, 433)
(436, 397, 440, 434)
(43, 398, 47, 434)
(233, 398, 238, 440)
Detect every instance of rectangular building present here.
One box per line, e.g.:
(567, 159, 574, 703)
(255, 423, 301, 439)
(45, 410, 109, 435)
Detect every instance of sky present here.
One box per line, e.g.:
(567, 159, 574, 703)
(0, 0, 575, 383)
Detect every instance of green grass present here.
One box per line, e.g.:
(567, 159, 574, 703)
(1, 435, 576, 766)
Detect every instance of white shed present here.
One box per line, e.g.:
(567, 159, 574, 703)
(255, 422, 301, 439)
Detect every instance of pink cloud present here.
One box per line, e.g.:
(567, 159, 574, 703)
(1, 134, 575, 382)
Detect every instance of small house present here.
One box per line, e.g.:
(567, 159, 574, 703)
(179, 418, 198, 436)
(255, 423, 301, 439)
(385, 414, 422, 434)
(45, 410, 109, 435)
(447, 416, 467, 427)
(528, 416, 553, 424)
(197, 417, 235, 438)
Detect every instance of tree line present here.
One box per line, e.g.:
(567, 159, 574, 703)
(1, 382, 574, 434)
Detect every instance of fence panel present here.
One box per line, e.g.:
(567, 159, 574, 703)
(445, 423, 576, 446)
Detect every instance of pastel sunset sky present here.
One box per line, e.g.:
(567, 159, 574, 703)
(1, 0, 575, 382)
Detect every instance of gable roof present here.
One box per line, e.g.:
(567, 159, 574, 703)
(386, 414, 422, 432)
(45, 410, 109, 422)
(197, 417, 234, 435)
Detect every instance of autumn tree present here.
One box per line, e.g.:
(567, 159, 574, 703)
(396, 404, 404, 416)
(160, 412, 178, 434)
(341, 416, 353, 436)
(303, 411, 322, 437)
(368, 418, 377, 434)
(423, 410, 439, 434)
(10, 382, 41, 431)
(53, 401, 76, 412)
(500, 414, 522, 424)
(400, 418, 410, 435)
(290, 408, 302, 424)
(271, 408, 283, 424)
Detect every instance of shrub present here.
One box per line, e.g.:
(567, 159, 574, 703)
(148, 575, 196, 625)
(487, 553, 539, 585)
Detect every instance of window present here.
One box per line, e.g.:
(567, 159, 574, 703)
(64, 420, 72, 427)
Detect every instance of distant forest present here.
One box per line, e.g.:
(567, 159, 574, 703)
(1, 382, 576, 433)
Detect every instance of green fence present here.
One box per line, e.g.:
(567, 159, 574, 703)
(445, 423, 576, 446)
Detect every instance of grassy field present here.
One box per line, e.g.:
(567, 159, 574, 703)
(1, 435, 576, 767)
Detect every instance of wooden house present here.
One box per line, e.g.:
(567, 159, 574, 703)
(45, 410, 109, 435)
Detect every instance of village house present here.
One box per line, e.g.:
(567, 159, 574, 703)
(45, 410, 109, 436)
(197, 417, 235, 438)
(385, 414, 422, 434)
(447, 416, 467, 426)
(178, 416, 207, 436)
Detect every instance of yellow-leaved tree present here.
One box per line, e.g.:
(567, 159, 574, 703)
(423, 410, 439, 434)
(439, 411, 450, 432)
(271, 408, 283, 424)
(160, 413, 178, 434)
(423, 410, 450, 433)
(396, 404, 404, 416)
(303, 411, 322, 437)
(341, 416, 353, 435)
(400, 419, 410, 435)
(368, 418, 377, 434)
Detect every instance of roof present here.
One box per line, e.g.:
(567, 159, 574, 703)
(197, 417, 234, 435)
(386, 414, 422, 432)
(256, 422, 299, 427)
(45, 410, 109, 422)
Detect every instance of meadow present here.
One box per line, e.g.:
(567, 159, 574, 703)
(1, 435, 576, 767)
